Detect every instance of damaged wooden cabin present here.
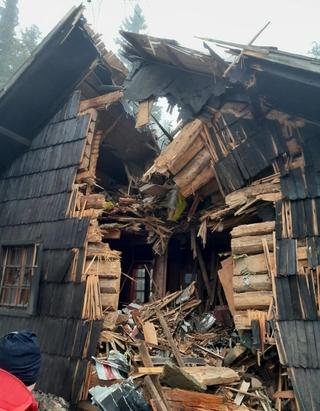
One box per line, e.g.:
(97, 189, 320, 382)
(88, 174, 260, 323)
(2, 6, 320, 410)
(0, 6, 160, 403)
(119, 31, 320, 410)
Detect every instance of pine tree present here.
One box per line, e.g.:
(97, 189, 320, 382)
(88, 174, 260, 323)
(310, 42, 320, 59)
(20, 24, 41, 56)
(0, 0, 41, 87)
(115, 2, 172, 144)
(115, 3, 147, 49)
(122, 4, 146, 34)
(0, 0, 19, 85)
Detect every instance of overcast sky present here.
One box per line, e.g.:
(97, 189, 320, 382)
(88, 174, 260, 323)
(18, 0, 320, 57)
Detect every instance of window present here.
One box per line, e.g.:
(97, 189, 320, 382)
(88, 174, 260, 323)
(130, 264, 151, 304)
(135, 267, 147, 303)
(0, 244, 41, 315)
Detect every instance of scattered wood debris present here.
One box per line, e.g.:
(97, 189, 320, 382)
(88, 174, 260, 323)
(87, 283, 286, 410)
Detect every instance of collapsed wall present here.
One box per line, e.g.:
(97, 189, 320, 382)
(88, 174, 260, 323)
(68, 103, 122, 325)
(126, 40, 320, 407)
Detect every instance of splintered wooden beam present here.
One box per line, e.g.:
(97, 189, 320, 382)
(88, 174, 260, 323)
(231, 221, 275, 238)
(234, 380, 250, 405)
(144, 375, 168, 411)
(135, 99, 154, 128)
(155, 308, 185, 368)
(225, 178, 281, 208)
(153, 118, 203, 175)
(273, 390, 295, 399)
(139, 341, 169, 410)
(143, 321, 158, 345)
(218, 257, 235, 316)
(162, 388, 225, 410)
(79, 90, 123, 111)
(0, 126, 30, 147)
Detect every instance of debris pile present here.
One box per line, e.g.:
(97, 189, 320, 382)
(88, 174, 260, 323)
(87, 283, 286, 411)
(100, 192, 174, 255)
(81, 184, 181, 256)
(33, 391, 69, 411)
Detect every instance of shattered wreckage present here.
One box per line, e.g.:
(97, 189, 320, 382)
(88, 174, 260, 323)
(0, 5, 319, 411)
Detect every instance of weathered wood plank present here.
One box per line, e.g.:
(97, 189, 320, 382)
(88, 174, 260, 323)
(234, 247, 307, 275)
(218, 257, 235, 316)
(174, 149, 211, 189)
(231, 234, 273, 255)
(155, 308, 185, 367)
(226, 180, 281, 208)
(154, 118, 204, 175)
(160, 363, 206, 392)
(231, 221, 275, 238)
(139, 342, 169, 410)
(79, 90, 123, 111)
(163, 387, 246, 411)
(233, 253, 269, 275)
(233, 274, 272, 292)
(180, 166, 216, 198)
(233, 291, 272, 310)
(143, 321, 158, 346)
(183, 366, 239, 386)
(144, 375, 169, 411)
(135, 99, 153, 128)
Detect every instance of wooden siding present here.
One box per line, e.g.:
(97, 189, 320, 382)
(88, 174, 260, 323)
(274, 123, 320, 410)
(0, 92, 101, 402)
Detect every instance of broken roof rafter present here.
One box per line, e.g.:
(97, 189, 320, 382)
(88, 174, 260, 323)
(120, 31, 227, 78)
(198, 35, 320, 75)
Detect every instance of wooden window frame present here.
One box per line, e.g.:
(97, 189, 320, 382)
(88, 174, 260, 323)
(0, 241, 42, 317)
(129, 263, 151, 304)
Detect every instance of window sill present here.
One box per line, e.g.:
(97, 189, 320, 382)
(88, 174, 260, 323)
(0, 307, 34, 317)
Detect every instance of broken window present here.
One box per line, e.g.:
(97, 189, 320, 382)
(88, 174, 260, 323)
(129, 264, 151, 304)
(134, 266, 147, 303)
(0, 244, 41, 315)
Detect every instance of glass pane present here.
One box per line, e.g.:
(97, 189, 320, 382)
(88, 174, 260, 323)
(25, 246, 34, 266)
(0, 245, 38, 309)
(136, 291, 145, 303)
(3, 267, 20, 286)
(7, 247, 21, 266)
(0, 286, 17, 306)
(23, 268, 33, 286)
(18, 288, 30, 307)
(136, 268, 145, 279)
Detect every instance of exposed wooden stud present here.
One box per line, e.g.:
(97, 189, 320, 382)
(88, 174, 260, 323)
(136, 99, 154, 128)
(79, 90, 123, 112)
